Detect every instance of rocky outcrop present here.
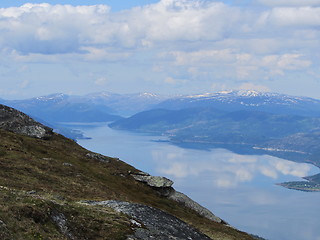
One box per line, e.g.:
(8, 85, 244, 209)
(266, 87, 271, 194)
(0, 104, 53, 139)
(130, 171, 173, 188)
(81, 200, 211, 240)
(130, 171, 223, 224)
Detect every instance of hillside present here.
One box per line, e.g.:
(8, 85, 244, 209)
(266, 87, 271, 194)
(109, 107, 320, 149)
(0, 104, 257, 240)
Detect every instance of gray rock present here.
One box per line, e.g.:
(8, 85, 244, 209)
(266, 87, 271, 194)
(86, 152, 111, 163)
(168, 191, 223, 223)
(0, 220, 7, 228)
(0, 219, 11, 239)
(62, 162, 73, 167)
(27, 190, 37, 195)
(82, 200, 211, 240)
(131, 174, 173, 188)
(51, 210, 75, 240)
(0, 104, 53, 139)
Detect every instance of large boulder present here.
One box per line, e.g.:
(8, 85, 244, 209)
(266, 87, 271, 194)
(130, 171, 173, 188)
(0, 104, 53, 139)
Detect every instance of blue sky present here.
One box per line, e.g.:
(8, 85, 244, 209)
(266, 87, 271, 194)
(0, 0, 320, 99)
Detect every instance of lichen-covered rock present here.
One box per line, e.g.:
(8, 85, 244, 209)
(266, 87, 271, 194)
(168, 191, 223, 223)
(86, 152, 111, 163)
(0, 104, 53, 139)
(131, 172, 173, 188)
(81, 200, 211, 240)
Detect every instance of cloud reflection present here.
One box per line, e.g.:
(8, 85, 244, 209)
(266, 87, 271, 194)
(271, 160, 311, 177)
(153, 147, 312, 189)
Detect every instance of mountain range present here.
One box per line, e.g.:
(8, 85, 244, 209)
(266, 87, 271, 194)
(154, 90, 320, 117)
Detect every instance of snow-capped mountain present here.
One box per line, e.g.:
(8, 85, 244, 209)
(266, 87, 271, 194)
(155, 90, 320, 117)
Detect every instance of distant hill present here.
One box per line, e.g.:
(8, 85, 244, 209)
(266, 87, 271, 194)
(0, 92, 169, 123)
(84, 92, 170, 116)
(109, 107, 320, 147)
(0, 93, 122, 123)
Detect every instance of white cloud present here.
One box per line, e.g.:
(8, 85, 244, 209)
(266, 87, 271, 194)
(160, 162, 189, 178)
(261, 7, 320, 27)
(155, 147, 314, 189)
(164, 77, 177, 84)
(271, 161, 311, 177)
(0, 1, 319, 98)
(214, 177, 236, 188)
(0, 1, 245, 55)
(19, 80, 30, 89)
(0, 2, 318, 60)
(262, 54, 312, 71)
(94, 77, 108, 86)
(258, 0, 320, 7)
(259, 166, 278, 179)
(161, 49, 312, 81)
(237, 83, 270, 92)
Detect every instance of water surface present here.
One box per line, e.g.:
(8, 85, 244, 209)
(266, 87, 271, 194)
(76, 123, 320, 240)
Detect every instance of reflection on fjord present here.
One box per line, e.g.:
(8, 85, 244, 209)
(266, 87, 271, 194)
(152, 148, 313, 188)
(77, 124, 320, 240)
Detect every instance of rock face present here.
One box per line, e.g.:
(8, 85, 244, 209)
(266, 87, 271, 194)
(0, 104, 53, 139)
(82, 200, 211, 240)
(168, 191, 223, 223)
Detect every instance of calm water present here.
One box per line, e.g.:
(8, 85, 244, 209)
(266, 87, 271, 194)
(75, 123, 320, 240)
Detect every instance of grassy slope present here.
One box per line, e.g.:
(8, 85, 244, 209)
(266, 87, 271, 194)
(0, 129, 255, 240)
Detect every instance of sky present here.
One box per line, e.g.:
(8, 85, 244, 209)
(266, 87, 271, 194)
(0, 0, 319, 99)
